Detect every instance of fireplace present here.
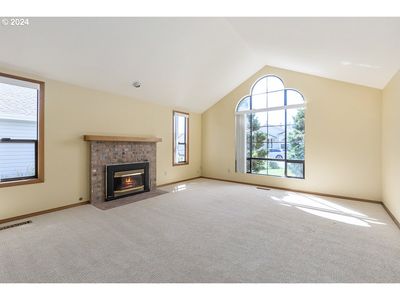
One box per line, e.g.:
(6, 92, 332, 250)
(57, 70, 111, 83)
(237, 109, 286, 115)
(105, 162, 150, 201)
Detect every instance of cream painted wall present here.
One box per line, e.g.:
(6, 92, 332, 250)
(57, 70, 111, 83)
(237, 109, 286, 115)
(0, 69, 201, 220)
(202, 65, 382, 201)
(0, 64, 388, 221)
(382, 69, 400, 221)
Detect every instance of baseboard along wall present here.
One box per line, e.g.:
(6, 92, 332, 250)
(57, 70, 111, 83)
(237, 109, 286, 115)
(1, 176, 399, 231)
(0, 201, 90, 225)
(199, 176, 400, 230)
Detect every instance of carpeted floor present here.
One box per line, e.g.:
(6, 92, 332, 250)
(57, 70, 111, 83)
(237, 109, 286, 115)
(0, 178, 399, 283)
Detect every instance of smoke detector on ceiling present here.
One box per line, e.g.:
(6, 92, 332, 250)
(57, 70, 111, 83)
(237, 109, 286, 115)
(132, 81, 141, 88)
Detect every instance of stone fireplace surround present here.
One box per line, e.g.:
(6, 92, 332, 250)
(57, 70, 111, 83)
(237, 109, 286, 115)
(84, 135, 165, 209)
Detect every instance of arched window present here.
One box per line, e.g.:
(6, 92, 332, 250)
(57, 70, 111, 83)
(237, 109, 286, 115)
(235, 75, 305, 178)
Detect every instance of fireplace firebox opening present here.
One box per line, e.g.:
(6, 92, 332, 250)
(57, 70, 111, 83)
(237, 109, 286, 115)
(106, 162, 149, 201)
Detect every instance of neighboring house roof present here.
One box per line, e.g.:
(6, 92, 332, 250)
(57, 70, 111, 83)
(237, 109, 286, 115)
(0, 83, 37, 121)
(260, 126, 285, 143)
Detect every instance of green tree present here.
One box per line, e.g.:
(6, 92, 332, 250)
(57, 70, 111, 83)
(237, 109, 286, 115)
(247, 114, 267, 173)
(287, 108, 305, 176)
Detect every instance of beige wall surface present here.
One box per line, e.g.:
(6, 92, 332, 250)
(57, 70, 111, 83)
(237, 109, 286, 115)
(0, 69, 201, 220)
(382, 70, 400, 221)
(202, 65, 382, 201)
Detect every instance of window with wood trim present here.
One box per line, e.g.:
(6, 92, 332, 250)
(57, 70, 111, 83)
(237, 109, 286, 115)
(173, 111, 189, 165)
(0, 73, 44, 187)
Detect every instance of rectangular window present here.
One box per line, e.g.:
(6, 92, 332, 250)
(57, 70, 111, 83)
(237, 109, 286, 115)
(173, 111, 189, 166)
(0, 72, 44, 187)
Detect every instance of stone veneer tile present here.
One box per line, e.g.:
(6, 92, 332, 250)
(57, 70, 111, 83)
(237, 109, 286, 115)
(90, 141, 157, 206)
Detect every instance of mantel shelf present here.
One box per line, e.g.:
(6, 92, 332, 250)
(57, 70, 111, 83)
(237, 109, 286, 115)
(83, 135, 162, 143)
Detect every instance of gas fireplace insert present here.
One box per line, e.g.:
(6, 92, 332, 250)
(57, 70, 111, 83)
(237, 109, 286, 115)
(105, 162, 149, 201)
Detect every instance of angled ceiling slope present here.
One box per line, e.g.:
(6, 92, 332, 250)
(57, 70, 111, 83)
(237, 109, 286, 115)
(1, 17, 399, 113)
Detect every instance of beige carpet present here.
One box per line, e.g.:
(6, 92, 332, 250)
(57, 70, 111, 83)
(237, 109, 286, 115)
(92, 189, 168, 210)
(0, 178, 399, 283)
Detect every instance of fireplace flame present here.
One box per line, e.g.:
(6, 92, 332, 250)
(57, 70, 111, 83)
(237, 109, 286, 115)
(124, 177, 134, 184)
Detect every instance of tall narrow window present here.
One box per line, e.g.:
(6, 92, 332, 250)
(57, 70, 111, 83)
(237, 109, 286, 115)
(235, 75, 305, 178)
(173, 111, 189, 166)
(0, 73, 44, 187)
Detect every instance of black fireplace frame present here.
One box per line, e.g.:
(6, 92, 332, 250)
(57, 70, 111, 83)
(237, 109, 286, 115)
(105, 161, 150, 201)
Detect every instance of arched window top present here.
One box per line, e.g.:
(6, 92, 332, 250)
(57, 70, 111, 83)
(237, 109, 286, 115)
(252, 75, 284, 95)
(236, 75, 304, 112)
(236, 96, 250, 112)
(286, 88, 304, 106)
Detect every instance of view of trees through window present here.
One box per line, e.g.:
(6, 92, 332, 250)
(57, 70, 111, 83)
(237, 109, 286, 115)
(236, 75, 305, 178)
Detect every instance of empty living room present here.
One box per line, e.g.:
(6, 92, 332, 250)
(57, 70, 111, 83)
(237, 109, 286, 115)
(1, 1, 400, 298)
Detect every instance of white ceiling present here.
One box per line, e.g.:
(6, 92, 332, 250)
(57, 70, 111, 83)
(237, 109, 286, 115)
(1, 17, 399, 112)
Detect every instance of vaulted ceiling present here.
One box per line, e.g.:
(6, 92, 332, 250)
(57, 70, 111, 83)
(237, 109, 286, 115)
(1, 17, 399, 112)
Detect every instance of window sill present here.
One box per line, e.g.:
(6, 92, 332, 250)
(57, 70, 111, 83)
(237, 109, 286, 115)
(0, 178, 44, 188)
(244, 172, 305, 180)
(173, 162, 189, 167)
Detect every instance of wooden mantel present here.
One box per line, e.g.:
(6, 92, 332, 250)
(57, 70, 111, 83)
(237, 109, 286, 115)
(83, 135, 162, 143)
